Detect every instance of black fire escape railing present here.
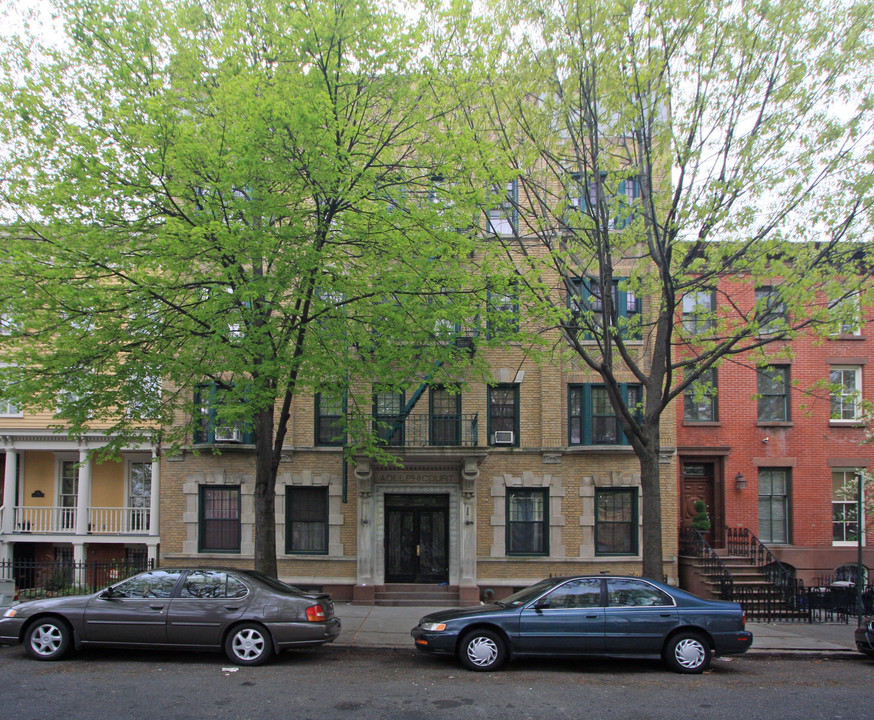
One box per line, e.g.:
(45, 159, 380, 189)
(679, 527, 734, 600)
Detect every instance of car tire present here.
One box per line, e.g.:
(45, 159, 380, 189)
(24, 617, 71, 661)
(225, 623, 274, 666)
(458, 629, 506, 672)
(664, 631, 711, 674)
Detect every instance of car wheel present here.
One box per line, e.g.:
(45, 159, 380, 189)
(664, 632, 711, 674)
(458, 629, 506, 672)
(225, 623, 273, 666)
(25, 618, 71, 661)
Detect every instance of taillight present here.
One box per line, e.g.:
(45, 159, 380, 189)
(741, 612, 746, 629)
(306, 604, 326, 622)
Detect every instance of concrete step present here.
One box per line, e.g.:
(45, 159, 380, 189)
(373, 584, 462, 607)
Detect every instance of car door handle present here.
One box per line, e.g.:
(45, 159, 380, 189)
(585, 614, 599, 619)
(224, 605, 240, 611)
(660, 613, 672, 617)
(148, 604, 165, 611)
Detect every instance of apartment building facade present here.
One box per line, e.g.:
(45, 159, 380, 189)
(159, 339, 678, 603)
(678, 277, 874, 586)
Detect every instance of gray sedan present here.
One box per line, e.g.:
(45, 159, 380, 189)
(0, 567, 340, 665)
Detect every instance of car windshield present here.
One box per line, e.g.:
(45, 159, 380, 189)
(242, 570, 304, 595)
(497, 578, 557, 607)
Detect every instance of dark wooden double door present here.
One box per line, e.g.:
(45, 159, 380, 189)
(385, 494, 449, 583)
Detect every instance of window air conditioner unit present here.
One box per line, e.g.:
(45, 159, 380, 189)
(214, 427, 242, 443)
(493, 430, 514, 445)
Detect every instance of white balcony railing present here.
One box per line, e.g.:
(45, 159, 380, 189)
(11, 505, 150, 535)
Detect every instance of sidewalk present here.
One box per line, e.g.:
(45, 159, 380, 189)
(331, 604, 862, 657)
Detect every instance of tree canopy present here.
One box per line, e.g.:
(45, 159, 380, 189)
(448, 0, 874, 576)
(0, 0, 518, 575)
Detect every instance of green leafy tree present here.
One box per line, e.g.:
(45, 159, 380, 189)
(0, 0, 509, 576)
(449, 0, 874, 578)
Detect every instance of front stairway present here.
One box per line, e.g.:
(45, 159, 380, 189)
(679, 528, 806, 620)
(373, 584, 462, 607)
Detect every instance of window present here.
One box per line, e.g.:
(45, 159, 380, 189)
(506, 488, 548, 555)
(684, 369, 718, 422)
(829, 293, 862, 336)
(489, 384, 519, 446)
(569, 384, 641, 445)
(128, 461, 152, 532)
(755, 286, 787, 335)
(487, 179, 517, 235)
(758, 468, 790, 544)
(830, 366, 862, 421)
(757, 366, 790, 422)
(286, 487, 329, 554)
(199, 486, 241, 553)
(486, 286, 519, 338)
(180, 570, 248, 599)
(430, 387, 461, 446)
(315, 392, 345, 446)
(193, 383, 252, 444)
(682, 291, 716, 335)
(607, 578, 672, 606)
(568, 277, 640, 338)
(127, 372, 162, 418)
(832, 470, 862, 545)
(568, 173, 640, 229)
(596, 488, 638, 555)
(0, 364, 21, 417)
(112, 569, 183, 599)
(374, 391, 405, 446)
(58, 460, 78, 530)
(544, 578, 602, 608)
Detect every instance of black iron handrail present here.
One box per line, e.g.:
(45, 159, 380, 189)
(725, 527, 803, 592)
(679, 527, 734, 599)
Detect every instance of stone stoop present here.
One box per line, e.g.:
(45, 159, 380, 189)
(373, 584, 466, 607)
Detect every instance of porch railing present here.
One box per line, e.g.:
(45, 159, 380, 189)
(10, 506, 150, 535)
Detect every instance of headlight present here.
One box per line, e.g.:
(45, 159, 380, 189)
(420, 622, 447, 632)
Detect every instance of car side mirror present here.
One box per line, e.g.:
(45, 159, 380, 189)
(100, 587, 115, 600)
(534, 598, 551, 610)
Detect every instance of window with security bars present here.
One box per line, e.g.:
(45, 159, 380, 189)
(199, 486, 241, 553)
(595, 488, 638, 555)
(506, 488, 548, 555)
(286, 487, 328, 554)
(758, 469, 789, 544)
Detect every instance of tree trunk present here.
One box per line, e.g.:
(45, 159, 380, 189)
(253, 406, 278, 577)
(636, 424, 665, 581)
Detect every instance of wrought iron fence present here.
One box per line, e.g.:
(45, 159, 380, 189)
(0, 558, 154, 600)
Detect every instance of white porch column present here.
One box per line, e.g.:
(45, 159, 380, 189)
(149, 448, 160, 537)
(1, 449, 17, 535)
(75, 450, 92, 536)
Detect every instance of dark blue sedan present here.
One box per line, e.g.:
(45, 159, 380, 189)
(411, 575, 752, 673)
